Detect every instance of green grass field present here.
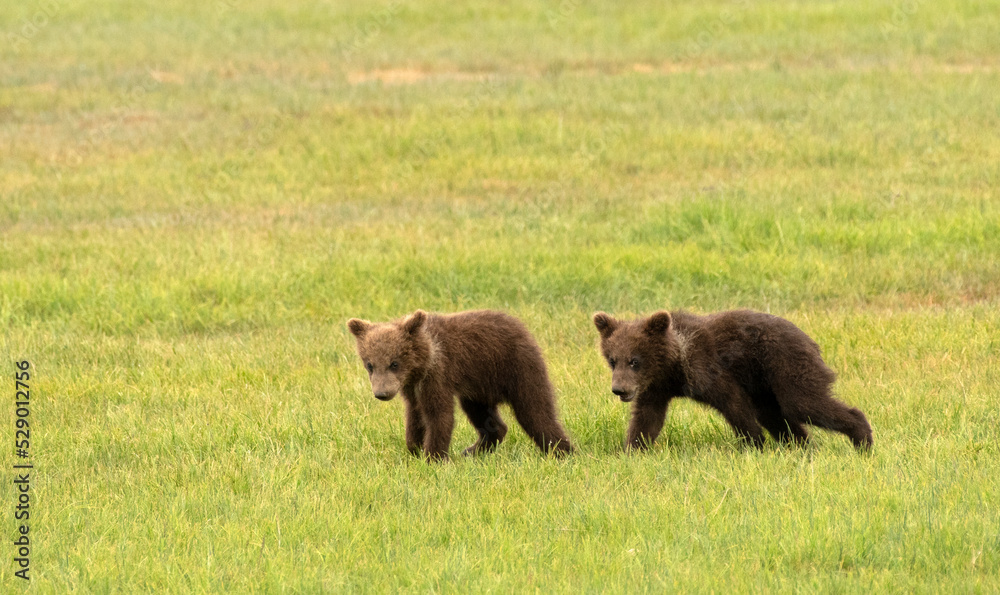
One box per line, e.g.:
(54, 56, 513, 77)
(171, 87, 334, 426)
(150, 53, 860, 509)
(3, 0, 999, 591)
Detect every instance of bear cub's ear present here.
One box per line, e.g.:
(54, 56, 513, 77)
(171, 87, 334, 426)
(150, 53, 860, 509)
(347, 318, 370, 337)
(593, 312, 618, 338)
(644, 310, 672, 336)
(402, 310, 427, 335)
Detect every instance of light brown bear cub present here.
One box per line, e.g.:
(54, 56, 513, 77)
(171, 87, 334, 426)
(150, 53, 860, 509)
(348, 310, 574, 460)
(593, 309, 873, 451)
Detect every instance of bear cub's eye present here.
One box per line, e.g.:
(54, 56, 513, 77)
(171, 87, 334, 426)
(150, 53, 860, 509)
(365, 362, 374, 374)
(389, 361, 399, 371)
(608, 358, 617, 368)
(629, 357, 640, 369)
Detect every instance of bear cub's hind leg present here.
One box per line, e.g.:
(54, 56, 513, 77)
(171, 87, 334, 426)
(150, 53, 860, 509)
(460, 399, 508, 456)
(771, 372, 873, 451)
(509, 388, 574, 455)
(755, 402, 811, 446)
(711, 380, 767, 448)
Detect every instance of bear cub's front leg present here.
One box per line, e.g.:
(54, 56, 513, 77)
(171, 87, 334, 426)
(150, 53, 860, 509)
(625, 395, 669, 450)
(417, 389, 455, 461)
(403, 398, 426, 456)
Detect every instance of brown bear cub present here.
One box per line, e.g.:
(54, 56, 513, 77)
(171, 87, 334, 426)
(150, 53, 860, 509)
(593, 309, 873, 451)
(347, 310, 574, 460)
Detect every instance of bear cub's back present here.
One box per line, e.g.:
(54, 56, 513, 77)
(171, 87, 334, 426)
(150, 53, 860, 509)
(697, 310, 831, 382)
(430, 310, 543, 362)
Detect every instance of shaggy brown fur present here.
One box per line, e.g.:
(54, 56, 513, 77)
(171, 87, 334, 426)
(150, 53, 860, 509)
(593, 309, 873, 451)
(347, 309, 574, 460)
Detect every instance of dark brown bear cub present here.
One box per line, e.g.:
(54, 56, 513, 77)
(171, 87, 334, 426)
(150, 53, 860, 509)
(348, 310, 574, 460)
(593, 309, 872, 451)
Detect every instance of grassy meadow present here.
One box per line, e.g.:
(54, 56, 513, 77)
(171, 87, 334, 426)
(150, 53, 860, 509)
(2, 0, 999, 591)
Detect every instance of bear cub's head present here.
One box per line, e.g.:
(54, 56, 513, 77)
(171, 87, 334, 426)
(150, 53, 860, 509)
(347, 310, 429, 401)
(593, 310, 676, 403)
